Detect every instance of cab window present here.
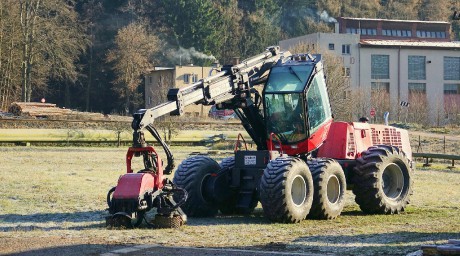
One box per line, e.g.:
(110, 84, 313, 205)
(265, 65, 313, 92)
(306, 71, 332, 134)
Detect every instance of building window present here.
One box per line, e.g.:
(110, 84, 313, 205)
(342, 44, 351, 55)
(184, 74, 190, 83)
(148, 76, 153, 84)
(192, 74, 198, 83)
(409, 83, 426, 94)
(343, 67, 351, 77)
(408, 56, 426, 80)
(444, 57, 460, 80)
(371, 54, 390, 79)
(382, 29, 412, 37)
(444, 84, 460, 94)
(328, 43, 335, 50)
(371, 82, 390, 93)
(416, 30, 446, 38)
(346, 28, 359, 34)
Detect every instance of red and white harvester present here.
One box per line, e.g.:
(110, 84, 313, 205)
(106, 46, 413, 228)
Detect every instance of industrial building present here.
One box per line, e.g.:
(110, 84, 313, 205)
(280, 17, 460, 124)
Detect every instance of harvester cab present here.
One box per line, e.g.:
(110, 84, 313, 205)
(263, 54, 333, 155)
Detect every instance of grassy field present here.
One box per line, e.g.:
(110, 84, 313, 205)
(0, 128, 250, 144)
(0, 146, 459, 255)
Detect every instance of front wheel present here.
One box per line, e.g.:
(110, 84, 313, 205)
(259, 157, 313, 223)
(173, 156, 220, 217)
(353, 145, 413, 214)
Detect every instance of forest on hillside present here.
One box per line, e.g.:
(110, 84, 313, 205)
(0, 0, 459, 114)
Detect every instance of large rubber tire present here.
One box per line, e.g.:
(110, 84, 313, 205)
(307, 158, 346, 220)
(217, 156, 237, 214)
(173, 156, 220, 217)
(259, 157, 314, 223)
(353, 145, 413, 214)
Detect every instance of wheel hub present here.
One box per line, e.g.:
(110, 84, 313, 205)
(291, 175, 307, 206)
(327, 175, 340, 204)
(382, 163, 404, 199)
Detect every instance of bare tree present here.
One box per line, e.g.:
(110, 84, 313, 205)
(407, 91, 429, 125)
(107, 22, 159, 114)
(444, 93, 460, 126)
(18, 0, 87, 103)
(0, 1, 21, 110)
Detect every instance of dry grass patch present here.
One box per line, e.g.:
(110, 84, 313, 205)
(0, 147, 459, 255)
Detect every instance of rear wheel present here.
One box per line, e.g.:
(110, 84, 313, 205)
(307, 159, 346, 220)
(353, 145, 413, 214)
(173, 156, 220, 217)
(259, 157, 313, 223)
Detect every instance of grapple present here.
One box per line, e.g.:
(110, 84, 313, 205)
(106, 146, 187, 229)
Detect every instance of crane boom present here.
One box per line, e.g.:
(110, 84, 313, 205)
(130, 46, 290, 174)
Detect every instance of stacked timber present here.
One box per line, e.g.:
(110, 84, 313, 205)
(9, 102, 71, 117)
(421, 239, 460, 255)
(8, 102, 105, 120)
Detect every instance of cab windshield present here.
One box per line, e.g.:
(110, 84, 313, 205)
(265, 65, 313, 92)
(265, 93, 307, 144)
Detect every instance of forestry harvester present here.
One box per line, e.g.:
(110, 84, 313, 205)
(106, 46, 413, 228)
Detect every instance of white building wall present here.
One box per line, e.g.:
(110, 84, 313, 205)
(360, 47, 460, 122)
(281, 33, 361, 90)
(281, 33, 460, 124)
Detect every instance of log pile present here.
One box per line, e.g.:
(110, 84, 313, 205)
(8, 102, 106, 120)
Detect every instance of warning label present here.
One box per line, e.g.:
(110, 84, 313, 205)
(244, 155, 256, 165)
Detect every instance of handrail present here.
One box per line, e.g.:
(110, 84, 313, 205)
(269, 132, 284, 155)
(412, 153, 460, 161)
(413, 152, 460, 168)
(234, 133, 248, 152)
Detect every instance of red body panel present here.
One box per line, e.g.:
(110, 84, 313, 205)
(269, 119, 333, 156)
(113, 173, 155, 199)
(112, 146, 164, 200)
(317, 121, 412, 160)
(126, 146, 163, 189)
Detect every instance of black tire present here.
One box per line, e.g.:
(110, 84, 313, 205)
(307, 158, 346, 220)
(173, 156, 220, 217)
(217, 156, 237, 214)
(353, 145, 413, 214)
(259, 157, 314, 223)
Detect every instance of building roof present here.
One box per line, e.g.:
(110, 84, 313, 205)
(339, 17, 450, 25)
(360, 40, 460, 49)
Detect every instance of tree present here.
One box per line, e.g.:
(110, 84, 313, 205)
(0, 1, 21, 110)
(419, 0, 451, 21)
(106, 22, 159, 114)
(18, 0, 87, 103)
(158, 0, 224, 64)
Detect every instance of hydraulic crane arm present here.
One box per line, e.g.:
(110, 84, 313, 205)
(132, 46, 284, 131)
(130, 46, 290, 174)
